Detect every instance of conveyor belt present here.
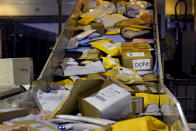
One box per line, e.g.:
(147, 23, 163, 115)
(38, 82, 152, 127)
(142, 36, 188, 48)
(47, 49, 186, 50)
(0, 0, 190, 130)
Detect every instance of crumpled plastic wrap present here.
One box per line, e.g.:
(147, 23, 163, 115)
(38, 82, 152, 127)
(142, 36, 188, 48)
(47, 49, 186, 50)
(34, 89, 70, 112)
(128, 1, 152, 10)
(81, 2, 116, 19)
(145, 103, 160, 113)
(97, 14, 128, 28)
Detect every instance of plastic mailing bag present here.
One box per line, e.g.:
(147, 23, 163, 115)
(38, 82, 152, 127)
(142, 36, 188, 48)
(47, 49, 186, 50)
(110, 116, 168, 131)
(90, 40, 120, 56)
(112, 66, 143, 84)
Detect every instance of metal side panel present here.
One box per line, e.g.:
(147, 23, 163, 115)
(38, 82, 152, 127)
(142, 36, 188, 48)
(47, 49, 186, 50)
(154, 0, 190, 130)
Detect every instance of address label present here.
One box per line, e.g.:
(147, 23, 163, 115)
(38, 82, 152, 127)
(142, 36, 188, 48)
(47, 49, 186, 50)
(101, 42, 117, 51)
(133, 59, 151, 70)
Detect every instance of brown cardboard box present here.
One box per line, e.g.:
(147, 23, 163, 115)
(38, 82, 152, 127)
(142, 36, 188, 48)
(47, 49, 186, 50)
(132, 96, 144, 114)
(0, 108, 31, 123)
(122, 43, 153, 71)
(78, 82, 131, 120)
(122, 43, 150, 49)
(142, 73, 158, 82)
(47, 75, 135, 120)
(90, 23, 105, 35)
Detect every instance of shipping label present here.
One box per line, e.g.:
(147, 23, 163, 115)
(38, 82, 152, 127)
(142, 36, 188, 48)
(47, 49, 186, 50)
(101, 42, 117, 51)
(133, 59, 151, 70)
(119, 69, 133, 78)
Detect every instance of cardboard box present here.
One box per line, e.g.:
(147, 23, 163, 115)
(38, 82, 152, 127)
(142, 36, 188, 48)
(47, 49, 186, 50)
(122, 43, 153, 71)
(132, 96, 144, 114)
(0, 58, 34, 86)
(90, 23, 105, 35)
(142, 73, 158, 82)
(139, 10, 153, 24)
(47, 76, 134, 120)
(0, 108, 31, 123)
(79, 83, 131, 120)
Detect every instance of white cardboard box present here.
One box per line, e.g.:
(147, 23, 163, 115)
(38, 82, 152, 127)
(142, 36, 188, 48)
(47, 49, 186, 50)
(0, 58, 33, 86)
(81, 83, 131, 120)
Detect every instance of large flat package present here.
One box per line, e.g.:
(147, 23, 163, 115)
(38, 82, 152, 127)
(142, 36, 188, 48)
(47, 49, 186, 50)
(4, 115, 59, 131)
(79, 83, 131, 120)
(0, 58, 34, 86)
(122, 43, 153, 71)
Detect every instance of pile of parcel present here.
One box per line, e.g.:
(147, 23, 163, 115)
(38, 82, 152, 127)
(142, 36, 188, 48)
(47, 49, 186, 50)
(0, 0, 171, 131)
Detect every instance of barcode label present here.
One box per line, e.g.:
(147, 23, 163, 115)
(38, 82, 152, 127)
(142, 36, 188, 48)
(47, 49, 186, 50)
(95, 84, 124, 102)
(101, 42, 117, 51)
(119, 69, 132, 78)
(136, 85, 148, 91)
(127, 52, 145, 57)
